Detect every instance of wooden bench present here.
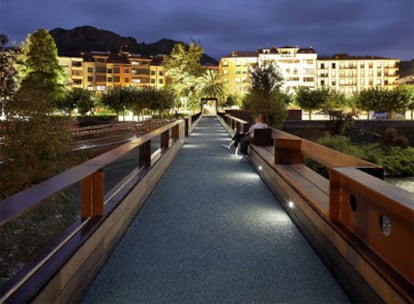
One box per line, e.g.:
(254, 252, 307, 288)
(249, 144, 329, 216)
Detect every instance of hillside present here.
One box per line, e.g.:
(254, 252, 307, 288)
(49, 26, 218, 65)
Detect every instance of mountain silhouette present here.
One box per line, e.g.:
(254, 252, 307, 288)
(50, 26, 218, 65)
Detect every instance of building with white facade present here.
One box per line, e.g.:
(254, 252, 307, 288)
(257, 46, 318, 94)
(219, 47, 400, 97)
(317, 54, 399, 96)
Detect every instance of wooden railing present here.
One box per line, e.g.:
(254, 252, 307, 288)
(222, 114, 250, 134)
(70, 119, 175, 152)
(0, 114, 204, 303)
(219, 114, 414, 303)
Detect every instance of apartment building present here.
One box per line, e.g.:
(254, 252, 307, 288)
(317, 54, 399, 96)
(149, 56, 166, 89)
(219, 47, 400, 97)
(258, 46, 318, 94)
(219, 51, 258, 96)
(60, 51, 167, 93)
(59, 57, 83, 89)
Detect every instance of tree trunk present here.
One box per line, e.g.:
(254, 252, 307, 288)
(309, 110, 312, 120)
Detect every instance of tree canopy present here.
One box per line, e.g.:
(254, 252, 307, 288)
(356, 87, 412, 116)
(0, 29, 71, 198)
(58, 88, 95, 116)
(163, 42, 205, 109)
(0, 35, 20, 112)
(196, 69, 225, 102)
(5, 29, 66, 116)
(244, 64, 287, 128)
(295, 87, 329, 119)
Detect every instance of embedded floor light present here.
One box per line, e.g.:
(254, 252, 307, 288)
(288, 200, 294, 208)
(258, 165, 263, 171)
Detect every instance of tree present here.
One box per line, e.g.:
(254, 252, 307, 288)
(196, 69, 225, 100)
(244, 64, 287, 128)
(0, 29, 71, 198)
(100, 86, 131, 119)
(58, 88, 95, 116)
(163, 42, 205, 110)
(128, 86, 151, 118)
(322, 90, 346, 116)
(397, 85, 414, 119)
(356, 87, 411, 119)
(151, 88, 175, 117)
(5, 30, 66, 116)
(0, 35, 20, 114)
(295, 87, 329, 119)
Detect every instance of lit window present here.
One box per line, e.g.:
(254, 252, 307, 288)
(96, 85, 106, 91)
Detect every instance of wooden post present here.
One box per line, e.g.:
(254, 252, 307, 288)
(172, 124, 180, 140)
(184, 118, 190, 137)
(81, 169, 104, 218)
(161, 130, 169, 150)
(139, 140, 151, 168)
(274, 138, 303, 164)
(242, 123, 249, 133)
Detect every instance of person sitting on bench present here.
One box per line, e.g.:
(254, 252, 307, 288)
(222, 114, 268, 158)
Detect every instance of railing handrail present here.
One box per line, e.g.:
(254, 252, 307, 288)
(223, 114, 377, 168)
(224, 114, 249, 125)
(332, 167, 414, 208)
(0, 120, 181, 225)
(272, 129, 377, 168)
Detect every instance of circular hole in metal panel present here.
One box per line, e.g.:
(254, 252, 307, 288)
(379, 214, 391, 236)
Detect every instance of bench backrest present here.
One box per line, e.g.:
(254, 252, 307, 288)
(252, 128, 273, 146)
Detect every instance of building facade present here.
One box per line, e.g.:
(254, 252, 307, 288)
(219, 47, 400, 97)
(59, 51, 167, 93)
(317, 54, 399, 96)
(59, 57, 83, 89)
(218, 51, 258, 96)
(258, 46, 318, 94)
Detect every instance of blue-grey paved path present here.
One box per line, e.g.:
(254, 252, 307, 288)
(83, 116, 349, 304)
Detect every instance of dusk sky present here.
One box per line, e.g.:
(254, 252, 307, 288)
(1, 0, 413, 60)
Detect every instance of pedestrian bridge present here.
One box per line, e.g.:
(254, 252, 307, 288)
(0, 115, 413, 303)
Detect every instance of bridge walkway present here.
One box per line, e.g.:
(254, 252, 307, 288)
(83, 116, 349, 303)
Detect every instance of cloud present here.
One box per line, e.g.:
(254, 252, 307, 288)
(1, 0, 413, 60)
